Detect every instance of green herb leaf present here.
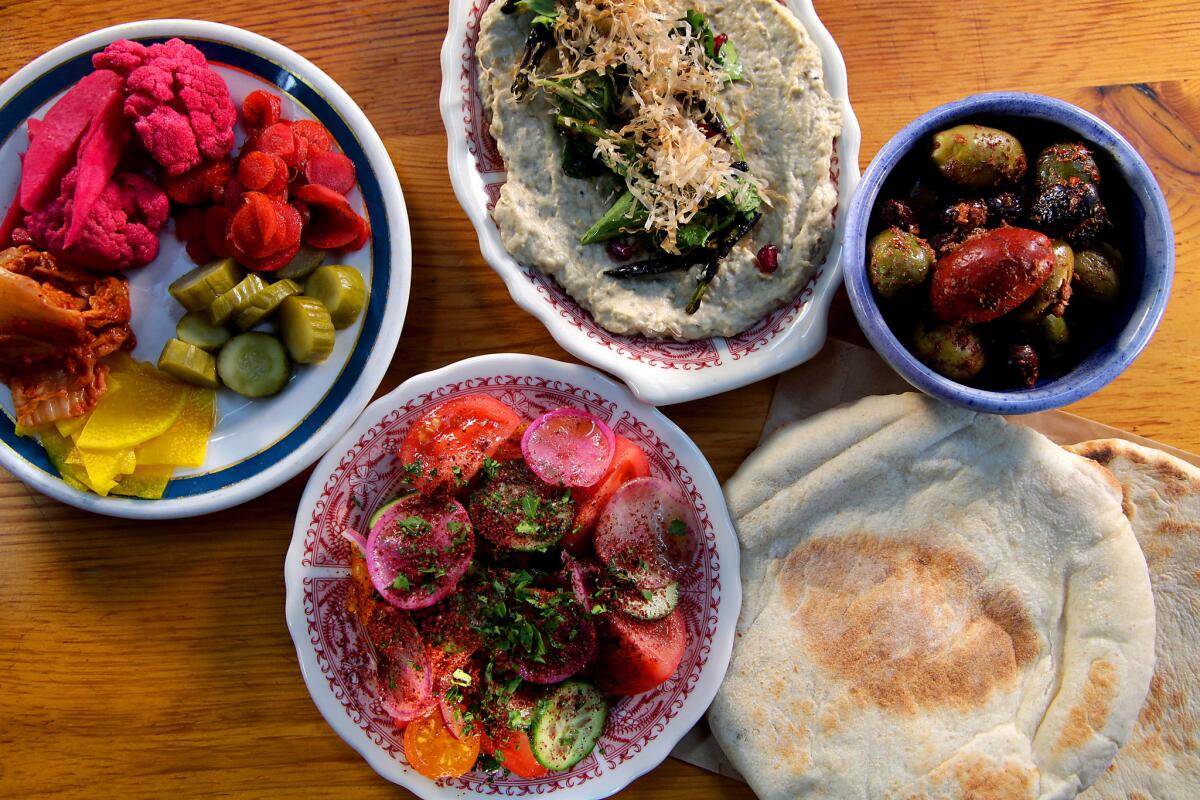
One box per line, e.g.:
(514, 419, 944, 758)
(391, 575, 410, 591)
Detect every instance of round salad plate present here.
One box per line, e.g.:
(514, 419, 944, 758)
(284, 353, 740, 798)
(440, 0, 860, 406)
(0, 19, 412, 519)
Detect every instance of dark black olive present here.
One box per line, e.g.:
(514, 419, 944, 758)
(1005, 343, 1041, 388)
(1029, 182, 1104, 233)
(983, 191, 1025, 225)
(879, 199, 919, 234)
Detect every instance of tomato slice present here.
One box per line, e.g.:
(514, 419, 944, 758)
(404, 709, 480, 780)
(595, 607, 685, 696)
(398, 395, 522, 492)
(491, 728, 549, 780)
(565, 435, 651, 552)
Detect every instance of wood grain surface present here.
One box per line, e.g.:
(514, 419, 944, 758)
(1, 1, 1197, 797)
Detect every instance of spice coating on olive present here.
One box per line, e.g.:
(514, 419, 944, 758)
(931, 125, 1028, 188)
(911, 321, 985, 381)
(1015, 240, 1074, 323)
(869, 227, 934, 300)
(1035, 143, 1100, 189)
(1073, 247, 1122, 303)
(1029, 181, 1107, 237)
(930, 227, 1055, 324)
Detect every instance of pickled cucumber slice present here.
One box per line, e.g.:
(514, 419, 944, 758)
(217, 333, 291, 398)
(176, 312, 232, 351)
(304, 266, 368, 329)
(274, 245, 327, 281)
(157, 338, 219, 389)
(209, 274, 269, 325)
(169, 258, 242, 312)
(235, 279, 302, 331)
(279, 296, 335, 364)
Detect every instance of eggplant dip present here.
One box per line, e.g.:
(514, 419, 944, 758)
(477, 0, 841, 340)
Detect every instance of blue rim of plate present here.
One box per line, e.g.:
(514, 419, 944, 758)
(0, 37, 390, 500)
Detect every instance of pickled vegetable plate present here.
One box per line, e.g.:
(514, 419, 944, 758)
(0, 20, 411, 518)
(285, 354, 740, 798)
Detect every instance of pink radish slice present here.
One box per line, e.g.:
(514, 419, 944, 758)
(510, 588, 596, 684)
(563, 553, 597, 610)
(365, 497, 474, 611)
(521, 408, 615, 488)
(593, 477, 694, 590)
(371, 608, 434, 723)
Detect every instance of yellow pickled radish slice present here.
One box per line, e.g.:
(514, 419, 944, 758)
(75, 366, 188, 451)
(39, 429, 91, 492)
(110, 465, 176, 500)
(55, 412, 91, 440)
(136, 388, 216, 468)
(77, 447, 136, 495)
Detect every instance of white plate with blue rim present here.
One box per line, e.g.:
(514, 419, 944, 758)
(0, 19, 411, 519)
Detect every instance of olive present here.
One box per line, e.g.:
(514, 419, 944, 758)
(1029, 181, 1105, 234)
(1073, 246, 1122, 303)
(1005, 343, 1041, 388)
(1036, 313, 1070, 354)
(939, 199, 989, 234)
(984, 191, 1025, 225)
(1015, 240, 1074, 323)
(879, 198, 919, 233)
(868, 227, 935, 300)
(931, 125, 1027, 189)
(1034, 143, 1100, 189)
(911, 320, 985, 382)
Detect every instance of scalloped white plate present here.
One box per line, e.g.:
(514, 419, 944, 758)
(285, 353, 740, 798)
(440, 0, 860, 405)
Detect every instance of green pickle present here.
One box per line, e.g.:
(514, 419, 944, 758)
(176, 311, 233, 351)
(279, 296, 336, 364)
(209, 274, 269, 325)
(304, 266, 368, 329)
(274, 245, 328, 282)
(168, 258, 242, 312)
(157, 338, 219, 389)
(236, 279, 303, 330)
(217, 333, 291, 398)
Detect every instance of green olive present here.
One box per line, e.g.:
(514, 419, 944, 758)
(1015, 240, 1074, 323)
(911, 320, 985, 382)
(868, 227, 935, 300)
(1073, 246, 1121, 304)
(1037, 313, 1070, 351)
(931, 125, 1027, 188)
(1035, 143, 1100, 189)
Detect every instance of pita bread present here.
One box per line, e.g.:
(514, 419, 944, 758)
(1067, 440, 1200, 800)
(709, 393, 1156, 800)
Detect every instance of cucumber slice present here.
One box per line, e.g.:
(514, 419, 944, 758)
(274, 245, 327, 281)
(304, 265, 368, 329)
(367, 492, 419, 531)
(176, 311, 233, 351)
(613, 581, 679, 621)
(157, 338, 219, 389)
(278, 296, 336, 364)
(169, 257, 242, 312)
(209, 274, 269, 325)
(217, 333, 291, 398)
(530, 680, 608, 771)
(235, 279, 302, 330)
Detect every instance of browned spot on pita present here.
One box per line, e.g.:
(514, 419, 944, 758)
(780, 535, 1039, 715)
(1156, 519, 1200, 536)
(1129, 793, 1152, 800)
(1056, 659, 1118, 752)
(1077, 442, 1118, 466)
(931, 755, 1037, 800)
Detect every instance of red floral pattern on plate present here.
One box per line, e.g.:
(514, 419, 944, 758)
(301, 374, 722, 793)
(460, 0, 838, 371)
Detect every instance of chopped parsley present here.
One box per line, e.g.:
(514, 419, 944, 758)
(391, 574, 411, 591)
(668, 518, 689, 538)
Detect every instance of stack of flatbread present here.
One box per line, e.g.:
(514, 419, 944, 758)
(709, 393, 1159, 800)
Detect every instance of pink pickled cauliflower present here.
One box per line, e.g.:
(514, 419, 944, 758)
(93, 38, 236, 176)
(17, 168, 169, 271)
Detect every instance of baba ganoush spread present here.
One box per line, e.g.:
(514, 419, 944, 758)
(477, 0, 841, 340)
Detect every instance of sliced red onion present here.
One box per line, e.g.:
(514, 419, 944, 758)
(341, 527, 368, 555)
(521, 408, 616, 488)
(373, 609, 433, 723)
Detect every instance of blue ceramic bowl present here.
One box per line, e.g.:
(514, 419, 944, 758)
(844, 92, 1174, 414)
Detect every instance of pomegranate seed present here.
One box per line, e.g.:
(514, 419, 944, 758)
(756, 244, 779, 274)
(607, 240, 639, 261)
(713, 34, 728, 56)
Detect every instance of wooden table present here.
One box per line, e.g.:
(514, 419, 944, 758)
(1, 0, 1197, 796)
